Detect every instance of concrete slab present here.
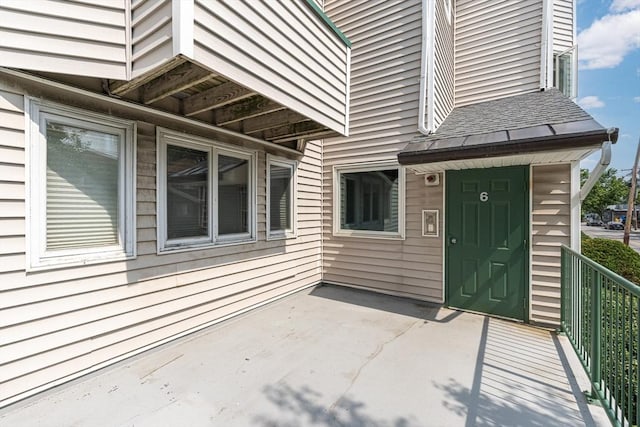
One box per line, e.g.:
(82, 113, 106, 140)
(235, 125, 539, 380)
(0, 285, 607, 426)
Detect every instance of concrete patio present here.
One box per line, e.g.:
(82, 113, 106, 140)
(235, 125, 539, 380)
(0, 285, 609, 426)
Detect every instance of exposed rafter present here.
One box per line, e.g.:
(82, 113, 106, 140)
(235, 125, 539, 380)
(141, 62, 212, 104)
(242, 110, 308, 134)
(214, 97, 284, 126)
(183, 81, 255, 116)
(104, 59, 336, 151)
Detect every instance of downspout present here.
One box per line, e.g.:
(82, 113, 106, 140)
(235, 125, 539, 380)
(580, 131, 618, 201)
(418, 0, 435, 135)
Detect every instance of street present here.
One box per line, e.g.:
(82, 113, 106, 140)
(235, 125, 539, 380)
(581, 223, 640, 253)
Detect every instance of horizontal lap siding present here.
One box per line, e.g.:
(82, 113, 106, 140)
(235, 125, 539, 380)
(323, 0, 444, 302)
(455, 0, 543, 106)
(131, 0, 174, 78)
(193, 0, 348, 134)
(553, 0, 574, 52)
(434, 0, 455, 128)
(0, 1, 127, 79)
(531, 164, 571, 325)
(0, 87, 322, 406)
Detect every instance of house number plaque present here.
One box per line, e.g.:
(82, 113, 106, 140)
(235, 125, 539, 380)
(480, 192, 489, 202)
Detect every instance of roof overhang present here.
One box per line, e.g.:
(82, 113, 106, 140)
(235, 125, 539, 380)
(399, 121, 619, 166)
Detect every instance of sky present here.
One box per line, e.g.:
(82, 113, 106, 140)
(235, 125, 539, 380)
(576, 0, 640, 176)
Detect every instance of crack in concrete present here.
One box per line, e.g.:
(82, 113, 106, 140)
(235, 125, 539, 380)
(140, 354, 184, 382)
(328, 320, 420, 411)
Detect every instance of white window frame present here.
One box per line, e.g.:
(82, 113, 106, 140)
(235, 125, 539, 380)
(266, 154, 297, 240)
(333, 162, 405, 240)
(157, 128, 256, 252)
(26, 99, 136, 270)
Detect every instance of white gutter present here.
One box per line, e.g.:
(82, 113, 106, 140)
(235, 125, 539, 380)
(418, 0, 435, 135)
(580, 139, 613, 201)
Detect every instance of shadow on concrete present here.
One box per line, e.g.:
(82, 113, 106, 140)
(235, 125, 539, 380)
(434, 317, 598, 427)
(253, 382, 420, 427)
(310, 283, 463, 323)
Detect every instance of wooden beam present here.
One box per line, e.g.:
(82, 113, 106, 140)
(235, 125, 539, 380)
(141, 62, 212, 104)
(183, 82, 255, 116)
(109, 56, 185, 95)
(261, 121, 326, 141)
(242, 110, 308, 134)
(214, 97, 284, 126)
(273, 130, 339, 144)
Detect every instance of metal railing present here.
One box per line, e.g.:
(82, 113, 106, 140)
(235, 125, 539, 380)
(561, 246, 640, 426)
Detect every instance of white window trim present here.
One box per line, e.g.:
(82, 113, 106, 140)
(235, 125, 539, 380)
(266, 154, 297, 240)
(26, 98, 136, 270)
(156, 128, 257, 253)
(332, 162, 406, 240)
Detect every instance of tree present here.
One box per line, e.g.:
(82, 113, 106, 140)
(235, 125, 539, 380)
(581, 168, 628, 219)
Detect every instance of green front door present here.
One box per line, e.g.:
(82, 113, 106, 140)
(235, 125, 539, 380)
(446, 166, 528, 320)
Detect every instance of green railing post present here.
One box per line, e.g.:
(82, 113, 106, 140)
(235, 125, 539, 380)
(591, 270, 602, 397)
(561, 247, 566, 328)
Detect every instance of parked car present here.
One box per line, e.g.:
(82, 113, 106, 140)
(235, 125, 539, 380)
(586, 218, 603, 226)
(605, 221, 624, 230)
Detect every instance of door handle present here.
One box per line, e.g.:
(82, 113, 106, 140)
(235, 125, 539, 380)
(450, 237, 457, 245)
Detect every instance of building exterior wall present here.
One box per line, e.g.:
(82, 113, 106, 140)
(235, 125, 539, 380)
(322, 0, 444, 302)
(0, 0, 128, 79)
(131, 0, 174, 78)
(192, 0, 350, 135)
(531, 163, 571, 325)
(433, 0, 455, 128)
(0, 83, 323, 406)
(553, 0, 574, 52)
(455, 0, 543, 106)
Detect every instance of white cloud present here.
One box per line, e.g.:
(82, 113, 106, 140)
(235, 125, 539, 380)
(578, 9, 640, 69)
(610, 0, 640, 12)
(634, 96, 640, 103)
(577, 95, 605, 109)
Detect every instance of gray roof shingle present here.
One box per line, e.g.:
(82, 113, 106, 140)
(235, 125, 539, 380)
(398, 88, 617, 165)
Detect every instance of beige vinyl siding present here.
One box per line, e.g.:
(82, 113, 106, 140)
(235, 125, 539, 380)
(192, 0, 349, 135)
(323, 172, 443, 301)
(553, 0, 574, 52)
(433, 0, 455, 128)
(131, 0, 174, 78)
(0, 86, 322, 406)
(455, 0, 543, 106)
(0, 90, 25, 277)
(0, 0, 127, 79)
(531, 163, 570, 325)
(322, 0, 443, 302)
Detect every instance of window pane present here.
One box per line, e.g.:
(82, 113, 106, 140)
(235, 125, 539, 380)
(340, 169, 399, 232)
(46, 122, 120, 250)
(167, 145, 209, 239)
(218, 155, 248, 235)
(270, 164, 292, 232)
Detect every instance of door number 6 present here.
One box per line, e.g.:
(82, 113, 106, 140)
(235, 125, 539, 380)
(480, 192, 489, 202)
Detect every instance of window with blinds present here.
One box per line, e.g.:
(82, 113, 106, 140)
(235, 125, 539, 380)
(267, 156, 296, 239)
(28, 100, 135, 269)
(46, 122, 120, 250)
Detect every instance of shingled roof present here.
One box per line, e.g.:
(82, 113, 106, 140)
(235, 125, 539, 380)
(398, 88, 618, 165)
